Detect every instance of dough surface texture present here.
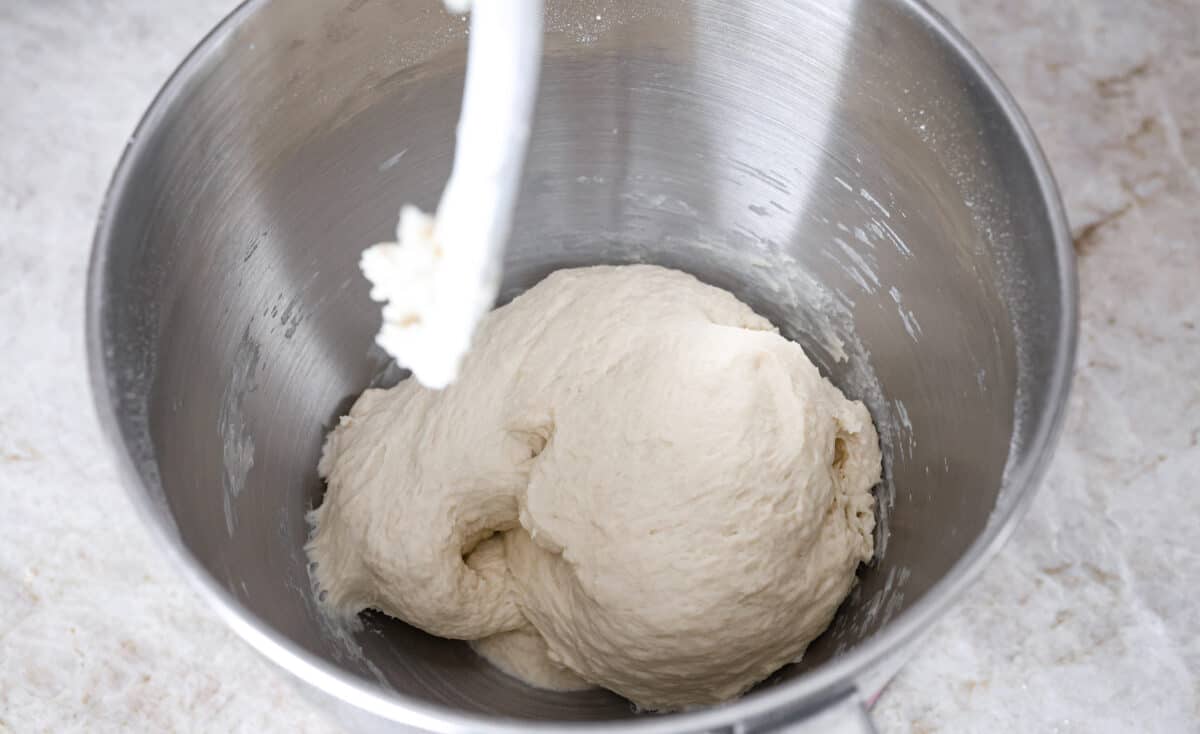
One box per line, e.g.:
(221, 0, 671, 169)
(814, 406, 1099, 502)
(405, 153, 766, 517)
(307, 264, 880, 711)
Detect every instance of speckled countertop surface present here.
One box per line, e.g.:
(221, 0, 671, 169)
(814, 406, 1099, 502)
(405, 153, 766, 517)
(1, 1, 1196, 731)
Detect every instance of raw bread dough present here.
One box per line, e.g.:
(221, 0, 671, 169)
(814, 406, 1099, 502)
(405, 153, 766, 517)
(307, 264, 880, 711)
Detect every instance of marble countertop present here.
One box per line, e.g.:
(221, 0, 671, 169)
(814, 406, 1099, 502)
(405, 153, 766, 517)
(1, 1, 1196, 731)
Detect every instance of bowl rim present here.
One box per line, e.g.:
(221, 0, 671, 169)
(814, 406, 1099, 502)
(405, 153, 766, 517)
(86, 0, 1077, 731)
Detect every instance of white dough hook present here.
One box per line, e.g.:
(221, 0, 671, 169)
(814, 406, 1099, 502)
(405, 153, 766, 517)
(361, 0, 545, 389)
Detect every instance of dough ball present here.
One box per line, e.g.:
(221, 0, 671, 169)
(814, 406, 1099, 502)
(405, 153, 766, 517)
(307, 264, 880, 711)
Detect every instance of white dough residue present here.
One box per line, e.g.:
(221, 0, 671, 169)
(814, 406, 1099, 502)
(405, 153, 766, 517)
(307, 265, 880, 711)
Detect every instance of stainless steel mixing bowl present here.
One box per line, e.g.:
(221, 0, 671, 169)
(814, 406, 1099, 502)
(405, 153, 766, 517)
(87, 0, 1076, 731)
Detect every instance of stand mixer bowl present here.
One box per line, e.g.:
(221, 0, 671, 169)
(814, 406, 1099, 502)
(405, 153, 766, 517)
(88, 0, 1075, 731)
